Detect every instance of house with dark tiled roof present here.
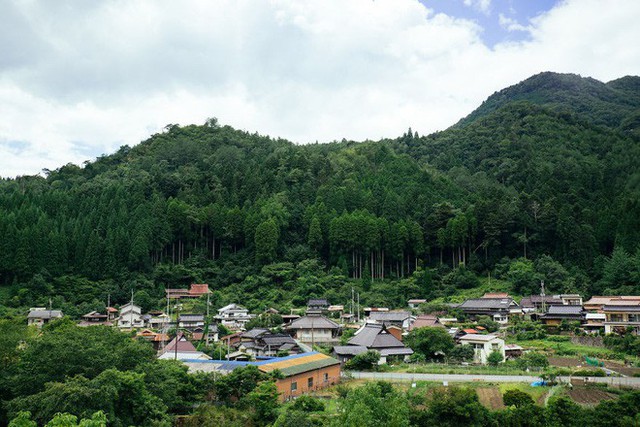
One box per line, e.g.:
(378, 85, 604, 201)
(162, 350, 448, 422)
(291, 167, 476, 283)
(178, 314, 205, 331)
(285, 315, 340, 344)
(368, 311, 414, 330)
(235, 329, 302, 357)
(458, 298, 520, 324)
(408, 314, 445, 331)
(78, 311, 113, 327)
(603, 300, 640, 335)
(333, 323, 413, 365)
(27, 308, 63, 327)
(540, 305, 584, 326)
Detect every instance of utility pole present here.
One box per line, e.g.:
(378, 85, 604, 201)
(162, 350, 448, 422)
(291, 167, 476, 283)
(357, 292, 360, 323)
(540, 280, 546, 313)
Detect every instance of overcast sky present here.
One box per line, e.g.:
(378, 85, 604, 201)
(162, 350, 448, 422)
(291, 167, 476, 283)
(1, 0, 639, 177)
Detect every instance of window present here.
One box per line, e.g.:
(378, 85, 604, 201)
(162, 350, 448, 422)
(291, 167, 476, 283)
(308, 377, 314, 388)
(629, 314, 640, 323)
(609, 314, 623, 322)
(492, 343, 499, 350)
(323, 373, 329, 383)
(291, 382, 297, 392)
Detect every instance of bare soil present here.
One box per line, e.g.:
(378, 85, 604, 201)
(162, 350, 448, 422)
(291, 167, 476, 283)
(477, 387, 505, 410)
(548, 357, 584, 368)
(567, 387, 617, 406)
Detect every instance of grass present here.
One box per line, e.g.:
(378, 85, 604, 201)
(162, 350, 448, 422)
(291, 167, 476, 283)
(509, 336, 620, 359)
(383, 362, 530, 376)
(430, 277, 516, 304)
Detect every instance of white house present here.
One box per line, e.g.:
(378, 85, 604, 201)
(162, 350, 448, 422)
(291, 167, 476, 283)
(117, 303, 144, 329)
(215, 303, 255, 330)
(285, 315, 340, 344)
(458, 334, 505, 364)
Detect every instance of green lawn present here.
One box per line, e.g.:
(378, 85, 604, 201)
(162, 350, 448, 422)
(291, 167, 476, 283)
(508, 337, 621, 359)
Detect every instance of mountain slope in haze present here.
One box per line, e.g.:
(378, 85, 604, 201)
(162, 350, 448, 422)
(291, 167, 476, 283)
(456, 72, 640, 136)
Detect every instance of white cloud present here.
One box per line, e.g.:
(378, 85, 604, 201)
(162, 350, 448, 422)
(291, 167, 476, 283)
(0, 0, 639, 177)
(463, 0, 492, 15)
(498, 13, 530, 32)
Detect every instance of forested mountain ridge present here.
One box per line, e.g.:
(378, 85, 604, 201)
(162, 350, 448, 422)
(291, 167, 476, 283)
(1, 72, 639, 313)
(455, 72, 640, 135)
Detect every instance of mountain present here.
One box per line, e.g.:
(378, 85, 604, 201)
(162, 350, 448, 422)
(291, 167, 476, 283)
(456, 72, 640, 135)
(1, 72, 639, 313)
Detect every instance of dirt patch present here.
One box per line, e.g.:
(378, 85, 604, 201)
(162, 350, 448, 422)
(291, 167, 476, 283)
(567, 387, 617, 406)
(548, 357, 584, 368)
(603, 361, 640, 377)
(477, 387, 505, 410)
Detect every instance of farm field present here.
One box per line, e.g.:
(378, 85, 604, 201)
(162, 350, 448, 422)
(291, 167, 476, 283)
(567, 387, 617, 406)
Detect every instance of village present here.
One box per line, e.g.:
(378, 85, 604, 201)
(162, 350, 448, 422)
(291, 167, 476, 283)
(25, 283, 640, 402)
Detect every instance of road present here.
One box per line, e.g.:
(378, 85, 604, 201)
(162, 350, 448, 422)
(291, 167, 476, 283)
(348, 371, 640, 388)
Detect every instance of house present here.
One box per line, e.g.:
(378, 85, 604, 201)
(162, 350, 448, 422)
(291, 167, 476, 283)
(457, 298, 520, 324)
(191, 324, 219, 343)
(458, 334, 505, 364)
(327, 305, 344, 318)
(334, 323, 413, 365)
(408, 314, 445, 331)
(219, 332, 243, 347)
(519, 295, 564, 312)
(158, 333, 211, 361)
(166, 283, 211, 300)
(363, 307, 389, 317)
(408, 299, 427, 309)
(185, 352, 341, 401)
(307, 299, 329, 313)
(285, 315, 340, 344)
(482, 292, 512, 299)
(558, 294, 583, 306)
(144, 312, 171, 330)
(116, 303, 144, 329)
(368, 311, 414, 330)
(27, 308, 63, 327)
(178, 314, 205, 331)
(236, 329, 301, 357)
(584, 296, 640, 313)
(504, 344, 524, 359)
(539, 305, 584, 326)
(78, 311, 113, 327)
(583, 313, 606, 333)
(603, 301, 640, 335)
(215, 303, 255, 330)
(136, 329, 169, 351)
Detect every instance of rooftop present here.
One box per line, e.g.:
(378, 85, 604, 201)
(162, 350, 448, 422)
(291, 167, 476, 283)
(348, 323, 406, 349)
(287, 315, 340, 330)
(458, 298, 517, 310)
(459, 334, 502, 343)
(368, 311, 411, 322)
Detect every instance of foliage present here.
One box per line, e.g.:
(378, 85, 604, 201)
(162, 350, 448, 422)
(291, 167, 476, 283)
(448, 345, 475, 363)
(332, 382, 410, 427)
(503, 389, 535, 408)
(516, 352, 549, 370)
(345, 350, 381, 371)
(405, 327, 455, 361)
(487, 350, 504, 366)
(290, 395, 325, 412)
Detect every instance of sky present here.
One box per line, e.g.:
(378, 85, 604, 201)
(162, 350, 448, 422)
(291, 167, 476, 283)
(0, 0, 639, 177)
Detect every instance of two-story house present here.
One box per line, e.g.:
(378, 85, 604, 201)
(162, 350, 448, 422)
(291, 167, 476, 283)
(215, 303, 255, 330)
(458, 334, 505, 364)
(603, 301, 640, 335)
(116, 303, 144, 329)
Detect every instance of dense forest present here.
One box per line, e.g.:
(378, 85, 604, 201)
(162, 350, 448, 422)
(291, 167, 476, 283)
(1, 72, 639, 313)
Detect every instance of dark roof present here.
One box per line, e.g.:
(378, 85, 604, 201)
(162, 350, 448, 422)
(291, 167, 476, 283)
(332, 345, 368, 356)
(28, 310, 63, 319)
(262, 334, 297, 346)
(603, 305, 640, 312)
(368, 311, 411, 322)
(241, 328, 270, 339)
(287, 315, 340, 330)
(547, 305, 583, 315)
(458, 298, 517, 311)
(380, 348, 414, 356)
(348, 324, 405, 349)
(520, 295, 563, 307)
(178, 314, 205, 321)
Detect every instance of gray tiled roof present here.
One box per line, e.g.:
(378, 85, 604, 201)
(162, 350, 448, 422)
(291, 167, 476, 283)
(179, 314, 205, 321)
(287, 315, 340, 330)
(241, 328, 270, 339)
(459, 298, 516, 310)
(28, 310, 63, 319)
(380, 347, 414, 356)
(368, 311, 411, 322)
(603, 305, 640, 312)
(547, 305, 583, 315)
(348, 324, 405, 349)
(332, 345, 368, 356)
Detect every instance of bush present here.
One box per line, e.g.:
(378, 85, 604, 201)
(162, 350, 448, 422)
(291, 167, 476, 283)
(290, 395, 325, 412)
(572, 369, 606, 377)
(516, 352, 549, 370)
(487, 350, 504, 366)
(503, 389, 535, 408)
(345, 350, 380, 371)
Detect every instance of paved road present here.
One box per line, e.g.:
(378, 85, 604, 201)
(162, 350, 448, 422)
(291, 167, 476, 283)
(348, 371, 640, 388)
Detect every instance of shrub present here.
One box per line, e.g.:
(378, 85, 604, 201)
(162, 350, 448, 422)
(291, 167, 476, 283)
(487, 350, 504, 366)
(345, 350, 380, 371)
(290, 395, 325, 412)
(503, 389, 535, 408)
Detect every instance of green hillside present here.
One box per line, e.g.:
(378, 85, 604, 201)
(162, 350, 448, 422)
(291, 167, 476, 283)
(1, 73, 639, 313)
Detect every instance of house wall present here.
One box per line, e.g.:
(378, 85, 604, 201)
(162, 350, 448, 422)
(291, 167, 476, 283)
(294, 329, 335, 343)
(275, 365, 341, 401)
